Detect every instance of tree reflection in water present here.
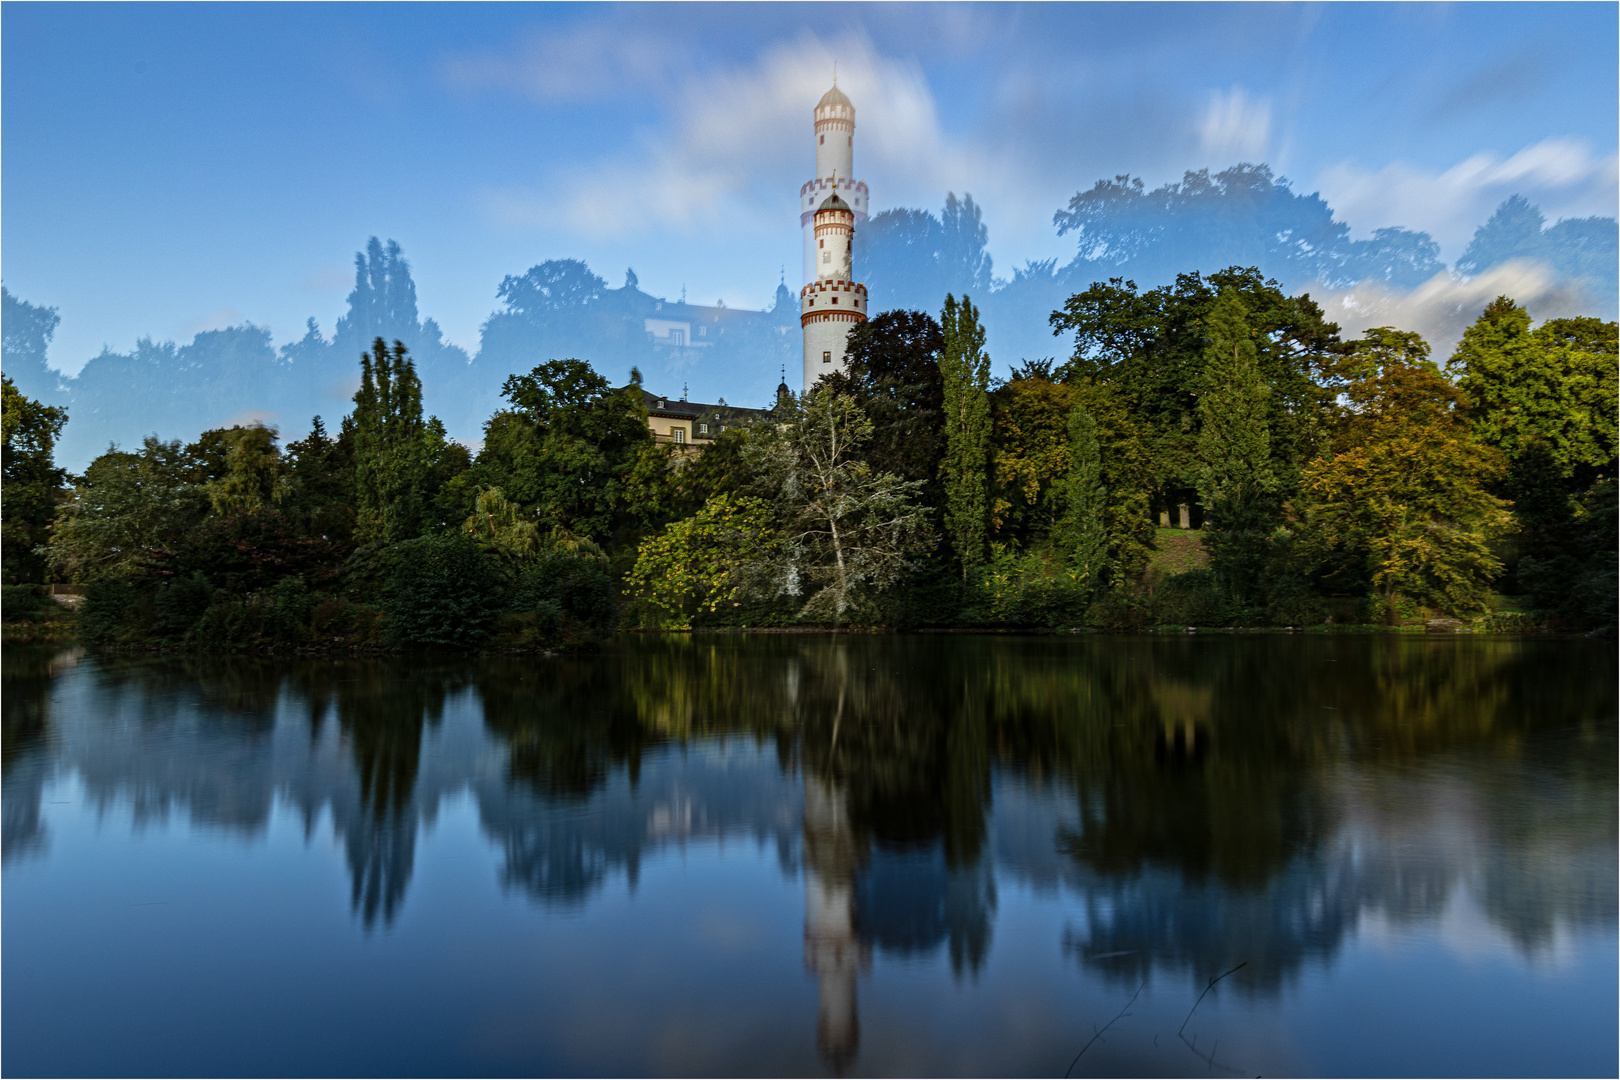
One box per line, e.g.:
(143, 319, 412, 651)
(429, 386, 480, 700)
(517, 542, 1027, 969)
(2, 634, 1613, 1070)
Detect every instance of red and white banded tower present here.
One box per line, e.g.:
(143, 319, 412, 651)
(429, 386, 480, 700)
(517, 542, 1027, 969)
(799, 82, 869, 390)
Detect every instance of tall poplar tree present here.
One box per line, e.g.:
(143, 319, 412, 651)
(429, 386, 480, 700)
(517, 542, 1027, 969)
(939, 294, 991, 578)
(1053, 400, 1108, 597)
(353, 338, 429, 545)
(1195, 288, 1277, 602)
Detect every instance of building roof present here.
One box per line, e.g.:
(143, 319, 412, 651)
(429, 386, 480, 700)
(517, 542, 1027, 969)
(637, 389, 773, 424)
(817, 83, 852, 110)
(817, 191, 852, 214)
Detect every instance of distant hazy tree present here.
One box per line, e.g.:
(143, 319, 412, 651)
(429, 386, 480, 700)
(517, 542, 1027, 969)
(858, 194, 994, 314)
(2, 375, 69, 583)
(1457, 196, 1619, 313)
(1, 288, 65, 406)
(1053, 165, 1442, 291)
(939, 294, 992, 577)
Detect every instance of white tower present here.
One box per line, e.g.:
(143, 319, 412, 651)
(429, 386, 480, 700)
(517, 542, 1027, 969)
(799, 83, 869, 391)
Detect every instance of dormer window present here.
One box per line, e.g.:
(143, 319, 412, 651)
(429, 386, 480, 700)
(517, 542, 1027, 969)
(698, 423, 708, 435)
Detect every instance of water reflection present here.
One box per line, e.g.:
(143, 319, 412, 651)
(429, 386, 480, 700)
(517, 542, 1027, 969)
(2, 635, 1614, 1073)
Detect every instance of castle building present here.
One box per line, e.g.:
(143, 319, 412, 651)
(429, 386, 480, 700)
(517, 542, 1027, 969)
(799, 83, 869, 391)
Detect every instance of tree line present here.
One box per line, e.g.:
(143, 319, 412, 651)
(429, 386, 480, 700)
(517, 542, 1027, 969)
(2, 262, 1614, 649)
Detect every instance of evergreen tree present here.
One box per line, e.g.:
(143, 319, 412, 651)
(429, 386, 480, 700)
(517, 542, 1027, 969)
(1053, 400, 1108, 597)
(939, 294, 992, 578)
(1194, 288, 1277, 603)
(353, 338, 429, 545)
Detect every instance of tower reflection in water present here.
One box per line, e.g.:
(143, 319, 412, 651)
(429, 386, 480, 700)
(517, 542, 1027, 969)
(802, 774, 867, 1070)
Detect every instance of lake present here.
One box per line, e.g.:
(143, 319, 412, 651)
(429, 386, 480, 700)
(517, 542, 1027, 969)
(3, 634, 1615, 1077)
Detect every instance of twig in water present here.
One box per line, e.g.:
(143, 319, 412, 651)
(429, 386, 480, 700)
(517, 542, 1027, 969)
(1177, 962, 1247, 1036)
(1064, 981, 1144, 1078)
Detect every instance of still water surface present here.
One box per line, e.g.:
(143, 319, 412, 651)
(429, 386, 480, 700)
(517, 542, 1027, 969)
(3, 635, 1615, 1077)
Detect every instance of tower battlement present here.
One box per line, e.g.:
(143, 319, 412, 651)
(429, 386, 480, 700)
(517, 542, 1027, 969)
(799, 83, 868, 391)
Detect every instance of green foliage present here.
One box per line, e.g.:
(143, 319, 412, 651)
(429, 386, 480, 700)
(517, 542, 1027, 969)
(48, 436, 212, 583)
(1300, 329, 1509, 618)
(1195, 288, 1278, 603)
(383, 532, 504, 648)
(1070, 379, 1156, 589)
(753, 388, 932, 623)
(1450, 298, 1618, 477)
(353, 338, 433, 545)
(476, 358, 654, 543)
(205, 424, 285, 516)
(975, 545, 1089, 627)
(939, 294, 992, 576)
(989, 364, 1076, 538)
(1, 583, 53, 623)
(1052, 400, 1108, 597)
(627, 493, 781, 629)
(2, 374, 69, 583)
(511, 550, 618, 645)
(824, 310, 947, 493)
(1051, 267, 1337, 516)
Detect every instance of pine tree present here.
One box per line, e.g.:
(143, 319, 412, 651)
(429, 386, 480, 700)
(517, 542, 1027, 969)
(939, 294, 992, 578)
(1195, 288, 1276, 603)
(353, 338, 428, 545)
(1054, 400, 1108, 597)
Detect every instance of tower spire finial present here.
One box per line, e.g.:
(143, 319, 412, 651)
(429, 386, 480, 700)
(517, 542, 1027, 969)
(833, 61, 837, 86)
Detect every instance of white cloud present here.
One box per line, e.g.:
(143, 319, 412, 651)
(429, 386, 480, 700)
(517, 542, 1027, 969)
(1198, 87, 1271, 162)
(1316, 138, 1620, 257)
(479, 32, 975, 244)
(1306, 259, 1596, 361)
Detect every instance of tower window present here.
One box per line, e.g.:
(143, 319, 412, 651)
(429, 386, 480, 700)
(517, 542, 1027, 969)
(819, 238, 823, 248)
(819, 134, 824, 144)
(832, 296, 838, 304)
(823, 351, 832, 364)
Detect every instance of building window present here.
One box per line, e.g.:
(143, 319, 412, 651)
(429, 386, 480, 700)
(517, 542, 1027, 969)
(698, 325, 706, 337)
(822, 351, 832, 364)
(669, 329, 684, 346)
(698, 423, 708, 435)
(672, 427, 685, 444)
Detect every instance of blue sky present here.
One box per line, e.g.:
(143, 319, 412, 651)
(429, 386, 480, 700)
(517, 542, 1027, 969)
(4, 2, 1616, 374)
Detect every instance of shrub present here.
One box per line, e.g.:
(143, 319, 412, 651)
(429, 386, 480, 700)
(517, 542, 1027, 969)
(1, 584, 50, 622)
(383, 532, 503, 648)
(78, 577, 148, 645)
